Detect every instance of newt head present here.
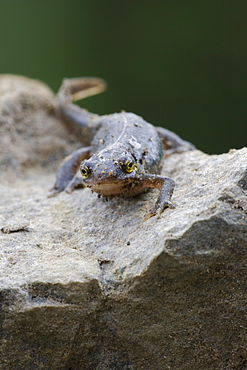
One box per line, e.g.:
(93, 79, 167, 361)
(79, 147, 144, 197)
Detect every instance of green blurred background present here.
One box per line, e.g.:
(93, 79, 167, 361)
(0, 1, 246, 153)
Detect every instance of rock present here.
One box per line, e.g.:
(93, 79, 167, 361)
(0, 74, 80, 175)
(0, 75, 246, 369)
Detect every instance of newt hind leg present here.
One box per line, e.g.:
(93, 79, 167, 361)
(156, 126, 195, 155)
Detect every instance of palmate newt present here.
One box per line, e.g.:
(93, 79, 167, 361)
(50, 78, 195, 219)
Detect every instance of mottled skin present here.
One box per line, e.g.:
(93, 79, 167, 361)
(50, 78, 195, 218)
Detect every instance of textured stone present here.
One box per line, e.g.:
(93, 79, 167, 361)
(0, 74, 80, 175)
(0, 75, 246, 369)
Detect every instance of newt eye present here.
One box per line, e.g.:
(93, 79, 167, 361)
(80, 165, 90, 178)
(124, 160, 136, 173)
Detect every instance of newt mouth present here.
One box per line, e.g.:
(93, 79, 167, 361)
(86, 177, 140, 197)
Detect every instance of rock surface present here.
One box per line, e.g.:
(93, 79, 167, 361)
(0, 75, 246, 370)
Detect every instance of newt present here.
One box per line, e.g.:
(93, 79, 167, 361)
(50, 77, 195, 219)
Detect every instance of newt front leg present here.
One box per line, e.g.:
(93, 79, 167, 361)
(49, 146, 91, 197)
(136, 174, 175, 220)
